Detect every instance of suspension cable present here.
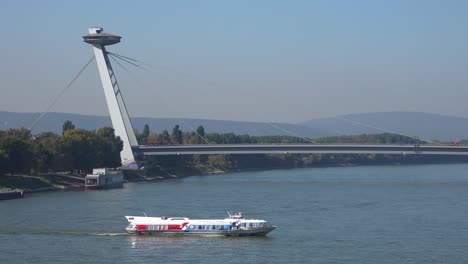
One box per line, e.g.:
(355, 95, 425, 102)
(109, 53, 130, 72)
(265, 122, 315, 143)
(108, 51, 225, 90)
(107, 52, 322, 144)
(29, 56, 95, 132)
(95, 52, 439, 146)
(180, 120, 211, 144)
(107, 52, 149, 71)
(110, 55, 216, 145)
(108, 53, 173, 117)
(106, 51, 151, 66)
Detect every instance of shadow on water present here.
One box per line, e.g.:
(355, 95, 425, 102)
(126, 233, 274, 252)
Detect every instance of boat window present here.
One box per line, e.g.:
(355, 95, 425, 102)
(86, 179, 97, 185)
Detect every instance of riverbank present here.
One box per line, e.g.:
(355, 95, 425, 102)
(0, 174, 77, 198)
(0, 168, 194, 197)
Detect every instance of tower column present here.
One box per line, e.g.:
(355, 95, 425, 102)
(84, 27, 138, 169)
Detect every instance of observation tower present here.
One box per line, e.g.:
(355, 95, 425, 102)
(83, 27, 138, 169)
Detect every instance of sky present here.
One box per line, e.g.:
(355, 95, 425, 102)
(1, 0, 467, 123)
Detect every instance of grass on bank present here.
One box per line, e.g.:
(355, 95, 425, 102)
(0, 175, 53, 190)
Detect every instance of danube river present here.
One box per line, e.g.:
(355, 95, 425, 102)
(1, 164, 468, 263)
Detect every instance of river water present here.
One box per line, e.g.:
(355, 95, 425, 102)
(1, 164, 468, 263)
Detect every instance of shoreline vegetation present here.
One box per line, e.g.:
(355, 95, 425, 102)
(1, 121, 468, 195)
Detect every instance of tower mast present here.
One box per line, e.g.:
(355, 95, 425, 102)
(83, 27, 138, 169)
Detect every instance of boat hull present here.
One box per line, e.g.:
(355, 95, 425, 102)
(0, 191, 24, 200)
(127, 226, 276, 236)
(84, 182, 123, 190)
(124, 213, 276, 237)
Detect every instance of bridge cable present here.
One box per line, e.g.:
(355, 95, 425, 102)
(106, 51, 152, 67)
(334, 116, 439, 145)
(264, 122, 315, 144)
(108, 53, 173, 122)
(29, 56, 95, 132)
(107, 52, 427, 146)
(109, 52, 177, 107)
(108, 52, 319, 144)
(110, 54, 213, 145)
(108, 51, 228, 93)
(106, 52, 149, 71)
(180, 120, 211, 144)
(109, 53, 131, 73)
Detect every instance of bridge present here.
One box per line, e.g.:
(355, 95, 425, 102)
(135, 144, 468, 156)
(82, 27, 468, 168)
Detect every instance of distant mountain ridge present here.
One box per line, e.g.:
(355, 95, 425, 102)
(0, 111, 325, 138)
(300, 112, 468, 141)
(1, 111, 467, 141)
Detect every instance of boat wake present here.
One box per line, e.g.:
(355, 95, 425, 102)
(0, 229, 128, 237)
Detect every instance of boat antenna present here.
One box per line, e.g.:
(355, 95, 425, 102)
(227, 211, 232, 217)
(143, 212, 148, 217)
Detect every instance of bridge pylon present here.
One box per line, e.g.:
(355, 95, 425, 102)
(83, 27, 139, 169)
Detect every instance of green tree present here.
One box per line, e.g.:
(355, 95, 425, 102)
(161, 129, 170, 143)
(63, 129, 97, 172)
(142, 124, 150, 144)
(62, 120, 75, 135)
(194, 125, 205, 144)
(0, 148, 8, 175)
(33, 132, 61, 173)
(0, 129, 34, 175)
(171, 125, 183, 144)
(95, 127, 123, 168)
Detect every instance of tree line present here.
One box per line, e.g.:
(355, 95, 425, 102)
(136, 124, 309, 145)
(137, 124, 465, 177)
(136, 124, 421, 145)
(0, 121, 122, 176)
(1, 120, 456, 177)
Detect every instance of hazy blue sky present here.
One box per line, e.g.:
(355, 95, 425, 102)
(1, 0, 467, 123)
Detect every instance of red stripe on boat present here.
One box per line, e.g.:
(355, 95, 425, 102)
(136, 224, 146, 231)
(168, 224, 181, 230)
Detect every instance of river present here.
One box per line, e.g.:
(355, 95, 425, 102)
(1, 164, 468, 263)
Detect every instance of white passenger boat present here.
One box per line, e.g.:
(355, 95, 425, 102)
(125, 212, 276, 236)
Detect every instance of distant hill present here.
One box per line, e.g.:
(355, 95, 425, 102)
(1, 111, 467, 141)
(0, 111, 325, 137)
(301, 112, 468, 141)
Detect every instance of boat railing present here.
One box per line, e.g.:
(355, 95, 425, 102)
(227, 211, 243, 219)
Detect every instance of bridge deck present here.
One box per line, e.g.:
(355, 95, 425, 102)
(134, 144, 468, 156)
